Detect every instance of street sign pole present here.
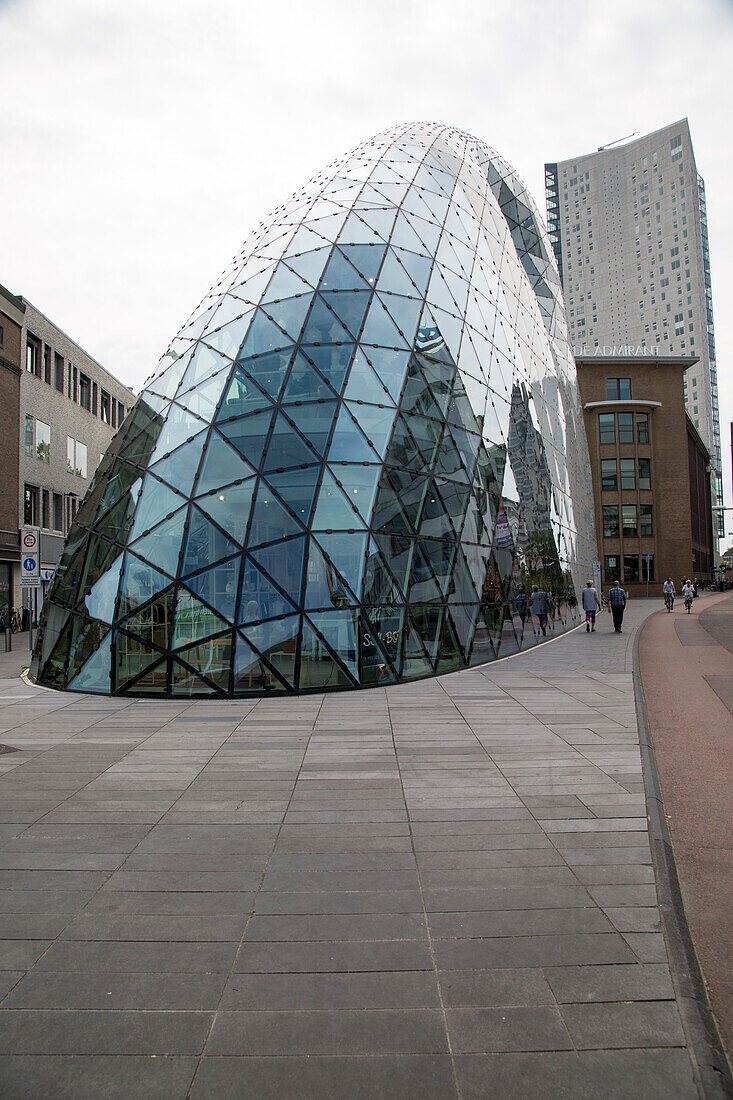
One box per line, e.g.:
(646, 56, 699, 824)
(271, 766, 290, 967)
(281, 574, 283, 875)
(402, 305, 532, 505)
(20, 527, 41, 650)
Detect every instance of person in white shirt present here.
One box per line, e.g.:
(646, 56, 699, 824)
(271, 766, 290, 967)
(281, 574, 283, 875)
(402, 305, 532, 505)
(682, 579, 695, 613)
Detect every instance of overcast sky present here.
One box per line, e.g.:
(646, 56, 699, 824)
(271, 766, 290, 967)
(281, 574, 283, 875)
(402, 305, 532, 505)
(3, 0, 732, 502)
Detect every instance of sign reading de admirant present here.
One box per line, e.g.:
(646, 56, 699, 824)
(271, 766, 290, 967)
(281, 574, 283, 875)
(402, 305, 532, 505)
(573, 344, 660, 357)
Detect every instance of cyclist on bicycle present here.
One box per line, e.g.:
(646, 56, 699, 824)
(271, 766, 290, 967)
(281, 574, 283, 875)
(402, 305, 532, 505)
(682, 579, 695, 614)
(663, 577, 675, 612)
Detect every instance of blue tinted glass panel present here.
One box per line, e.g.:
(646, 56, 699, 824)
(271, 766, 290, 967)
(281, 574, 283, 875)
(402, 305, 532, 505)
(281, 352, 337, 402)
(299, 619, 355, 689)
(237, 348, 294, 400)
(311, 470, 365, 530)
(247, 485, 303, 546)
(66, 632, 112, 693)
(129, 509, 187, 575)
(195, 480, 255, 545)
(304, 538, 356, 610)
(315, 532, 368, 599)
(216, 368, 272, 420)
(238, 311, 291, 357)
(299, 345, 354, 394)
(180, 507, 240, 575)
(239, 559, 297, 624)
(233, 634, 288, 692)
(263, 413, 319, 471)
(172, 590, 228, 649)
(308, 610, 358, 678)
(182, 556, 240, 622)
(84, 554, 123, 625)
(280, 402, 337, 455)
(218, 410, 274, 467)
(118, 554, 173, 619)
(251, 537, 305, 602)
(328, 405, 380, 463)
(263, 294, 312, 340)
(195, 435, 256, 496)
(319, 292, 371, 339)
(264, 466, 320, 522)
(149, 432, 207, 498)
(359, 296, 410, 349)
(330, 465, 380, 523)
(300, 297, 352, 345)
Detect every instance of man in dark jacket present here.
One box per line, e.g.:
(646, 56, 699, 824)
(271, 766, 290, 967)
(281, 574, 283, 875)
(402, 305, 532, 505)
(607, 579, 628, 633)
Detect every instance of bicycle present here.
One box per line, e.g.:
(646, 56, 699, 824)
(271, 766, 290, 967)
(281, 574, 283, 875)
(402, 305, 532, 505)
(684, 594, 693, 614)
(664, 593, 674, 613)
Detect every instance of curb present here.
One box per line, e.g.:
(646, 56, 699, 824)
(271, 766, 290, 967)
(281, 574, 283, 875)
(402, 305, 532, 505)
(634, 611, 733, 1098)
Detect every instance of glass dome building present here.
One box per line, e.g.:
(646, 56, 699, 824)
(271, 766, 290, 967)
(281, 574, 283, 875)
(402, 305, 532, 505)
(31, 123, 596, 697)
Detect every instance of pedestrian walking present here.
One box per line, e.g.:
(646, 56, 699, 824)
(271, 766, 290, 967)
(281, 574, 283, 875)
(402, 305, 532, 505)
(581, 580, 600, 632)
(530, 585, 550, 636)
(607, 579, 628, 633)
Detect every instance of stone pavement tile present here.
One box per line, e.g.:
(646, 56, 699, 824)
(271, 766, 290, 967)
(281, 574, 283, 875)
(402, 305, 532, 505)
(99, 871, 262, 892)
(0, 853, 125, 871)
(446, 1005, 572, 1053)
(428, 907, 612, 939)
(253, 891, 423, 915)
(572, 864, 656, 885)
(601, 906, 661, 933)
(0, 1055, 197, 1100)
(454, 1049, 697, 1099)
(544, 963, 674, 1004)
(563, 846, 652, 866)
(0, 1009, 211, 1055)
(0, 871, 109, 890)
(561, 1001, 686, 1049)
(0, 941, 52, 970)
(33, 940, 238, 974)
(622, 932, 669, 963)
(0, 972, 23, 1000)
(3, 971, 227, 1010)
(219, 970, 441, 1011)
(121, 853, 267, 872)
(234, 940, 434, 973)
(422, 885, 592, 912)
(411, 834, 549, 851)
(59, 913, 245, 942)
(586, 885, 659, 907)
(243, 913, 427, 942)
(188, 1054, 458, 1100)
(0, 890, 95, 914)
(1, 915, 73, 940)
(267, 853, 417, 872)
(206, 1008, 448, 1056)
(261, 870, 421, 892)
(433, 933, 635, 970)
(82, 891, 256, 916)
(438, 968, 553, 1007)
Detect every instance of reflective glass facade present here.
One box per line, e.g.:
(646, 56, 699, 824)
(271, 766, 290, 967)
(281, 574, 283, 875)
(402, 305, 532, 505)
(32, 123, 595, 697)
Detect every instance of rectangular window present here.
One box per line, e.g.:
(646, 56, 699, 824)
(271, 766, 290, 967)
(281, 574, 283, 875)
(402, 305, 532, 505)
(67, 437, 87, 478)
(638, 458, 651, 490)
(606, 377, 632, 400)
(617, 412, 634, 444)
(54, 353, 64, 392)
(35, 420, 51, 463)
(619, 458, 636, 490)
(640, 504, 653, 536)
(24, 414, 34, 455)
(624, 556, 640, 584)
(637, 413, 650, 444)
(598, 413, 615, 445)
(41, 489, 50, 529)
(92, 381, 98, 416)
(23, 484, 39, 525)
(100, 390, 110, 423)
(622, 505, 638, 537)
(604, 555, 619, 582)
(76, 441, 87, 479)
(601, 459, 617, 491)
(26, 334, 41, 376)
(43, 345, 52, 385)
(67, 436, 76, 473)
(603, 505, 619, 538)
(78, 372, 91, 411)
(53, 492, 63, 532)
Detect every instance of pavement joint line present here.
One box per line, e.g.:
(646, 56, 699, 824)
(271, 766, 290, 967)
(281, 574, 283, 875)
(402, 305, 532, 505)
(635, 607, 733, 1099)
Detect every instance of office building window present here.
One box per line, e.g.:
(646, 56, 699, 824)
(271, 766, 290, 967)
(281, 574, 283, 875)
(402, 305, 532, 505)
(603, 505, 619, 538)
(622, 505, 638, 537)
(24, 485, 39, 525)
(598, 413, 615, 445)
(604, 555, 620, 581)
(617, 412, 634, 444)
(640, 504, 653, 536)
(67, 438, 87, 478)
(100, 390, 110, 423)
(79, 373, 91, 411)
(43, 345, 52, 384)
(637, 413, 649, 444)
(24, 414, 34, 455)
(619, 458, 636, 490)
(601, 459, 617, 490)
(623, 556, 640, 584)
(42, 489, 50, 529)
(52, 493, 63, 532)
(92, 381, 98, 416)
(35, 420, 51, 463)
(26, 334, 41, 376)
(606, 377, 631, 400)
(638, 458, 652, 490)
(54, 353, 64, 392)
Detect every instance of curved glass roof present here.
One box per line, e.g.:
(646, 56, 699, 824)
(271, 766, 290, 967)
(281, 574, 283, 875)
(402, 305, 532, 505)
(32, 122, 595, 696)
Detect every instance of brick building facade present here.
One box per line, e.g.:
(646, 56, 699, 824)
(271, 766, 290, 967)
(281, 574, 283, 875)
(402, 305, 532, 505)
(576, 353, 714, 593)
(0, 286, 24, 619)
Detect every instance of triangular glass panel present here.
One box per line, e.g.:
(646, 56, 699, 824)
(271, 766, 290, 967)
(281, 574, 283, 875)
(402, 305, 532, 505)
(194, 435, 256, 497)
(178, 343, 232, 393)
(313, 532, 368, 601)
(363, 348, 411, 404)
(307, 610, 359, 679)
(264, 466, 321, 523)
(280, 401, 337, 456)
(311, 470, 365, 531)
(283, 248, 330, 288)
(237, 348, 294, 400)
(172, 589, 229, 650)
(281, 351, 337, 402)
(128, 508, 187, 575)
(232, 634, 289, 693)
(239, 558, 297, 624)
(174, 634, 233, 691)
(38, 617, 74, 688)
(250, 536, 306, 603)
(215, 367, 272, 420)
(175, 368, 229, 419)
(67, 617, 113, 685)
(84, 553, 123, 625)
(114, 637, 167, 692)
(147, 407, 207, 465)
(263, 412, 320, 471)
(285, 224, 329, 253)
(218, 409, 274, 468)
(93, 492, 138, 547)
(242, 613, 300, 683)
(390, 213, 431, 256)
(359, 296, 410, 349)
(299, 618, 356, 690)
(304, 538, 357, 611)
(328, 404, 381, 463)
(67, 632, 112, 693)
(320, 247, 380, 291)
(379, 293, 422, 346)
(392, 248, 432, 295)
(262, 263, 312, 303)
(342, 351, 394, 405)
(238, 311, 291, 358)
(181, 555, 240, 623)
(195, 480, 256, 545)
(117, 554, 173, 620)
(170, 659, 219, 696)
(300, 296, 353, 345)
(376, 249, 420, 298)
(203, 316, 249, 360)
(329, 464, 379, 524)
(318, 291, 371, 340)
(362, 537, 405, 604)
(262, 294, 312, 341)
(149, 431, 207, 499)
(299, 345, 355, 395)
(118, 588, 174, 650)
(338, 212, 385, 246)
(129, 478, 187, 542)
(343, 402, 394, 459)
(181, 507, 240, 576)
(247, 482, 303, 547)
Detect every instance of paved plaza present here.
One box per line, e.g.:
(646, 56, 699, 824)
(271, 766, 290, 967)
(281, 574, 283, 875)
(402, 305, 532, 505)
(0, 602, 720, 1098)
